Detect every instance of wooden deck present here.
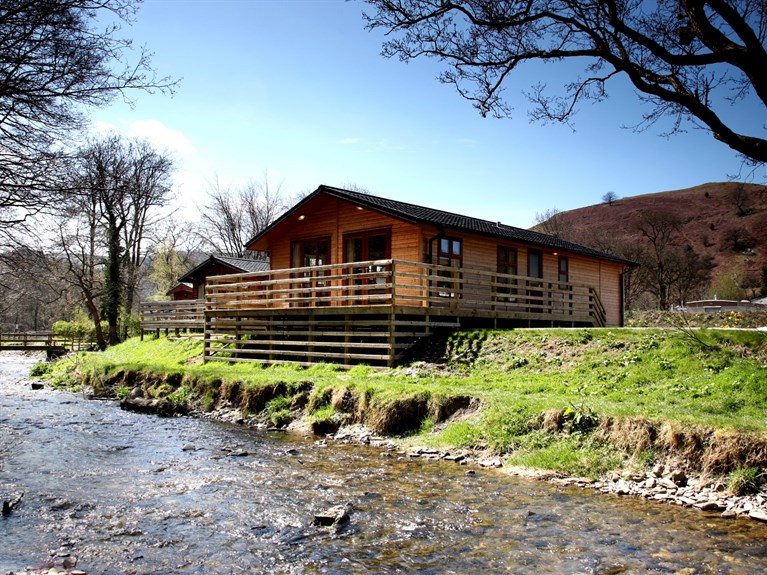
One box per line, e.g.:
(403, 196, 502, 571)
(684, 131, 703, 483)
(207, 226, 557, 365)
(141, 259, 606, 367)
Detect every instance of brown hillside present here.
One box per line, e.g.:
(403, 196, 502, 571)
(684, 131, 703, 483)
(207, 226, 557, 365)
(536, 182, 767, 298)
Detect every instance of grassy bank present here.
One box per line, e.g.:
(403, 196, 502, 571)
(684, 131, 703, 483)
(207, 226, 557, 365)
(39, 327, 767, 485)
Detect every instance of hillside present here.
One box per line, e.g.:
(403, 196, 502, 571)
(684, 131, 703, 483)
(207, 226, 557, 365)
(537, 182, 767, 300)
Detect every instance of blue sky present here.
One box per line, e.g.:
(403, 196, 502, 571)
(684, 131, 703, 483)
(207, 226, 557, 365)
(92, 0, 764, 228)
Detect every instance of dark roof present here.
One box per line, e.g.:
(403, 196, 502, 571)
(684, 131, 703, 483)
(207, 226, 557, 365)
(165, 282, 193, 296)
(247, 185, 635, 266)
(178, 255, 269, 283)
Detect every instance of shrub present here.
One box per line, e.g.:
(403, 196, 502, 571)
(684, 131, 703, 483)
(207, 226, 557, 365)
(29, 362, 50, 377)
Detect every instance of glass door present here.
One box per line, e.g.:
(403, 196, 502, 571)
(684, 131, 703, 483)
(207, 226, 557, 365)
(344, 230, 390, 304)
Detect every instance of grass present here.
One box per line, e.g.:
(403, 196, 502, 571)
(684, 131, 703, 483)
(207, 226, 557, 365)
(44, 327, 767, 479)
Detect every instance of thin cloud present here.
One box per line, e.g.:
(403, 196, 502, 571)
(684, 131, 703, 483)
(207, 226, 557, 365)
(339, 137, 364, 145)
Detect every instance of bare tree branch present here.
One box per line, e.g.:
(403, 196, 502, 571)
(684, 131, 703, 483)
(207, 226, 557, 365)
(364, 0, 767, 165)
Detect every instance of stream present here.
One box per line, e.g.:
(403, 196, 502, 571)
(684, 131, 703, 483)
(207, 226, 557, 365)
(1, 352, 767, 574)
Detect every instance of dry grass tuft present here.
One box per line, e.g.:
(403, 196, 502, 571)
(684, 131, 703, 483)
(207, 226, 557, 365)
(702, 430, 767, 475)
(541, 408, 565, 433)
(430, 395, 476, 423)
(598, 416, 657, 454)
(366, 394, 429, 435)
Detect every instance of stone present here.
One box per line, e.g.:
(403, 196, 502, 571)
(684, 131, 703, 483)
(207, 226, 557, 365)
(181, 443, 196, 451)
(651, 463, 665, 477)
(658, 478, 678, 490)
(644, 477, 656, 489)
(31, 382, 44, 390)
(748, 509, 767, 522)
(443, 454, 466, 463)
(669, 469, 687, 486)
(614, 480, 631, 495)
(694, 500, 724, 511)
(313, 505, 350, 527)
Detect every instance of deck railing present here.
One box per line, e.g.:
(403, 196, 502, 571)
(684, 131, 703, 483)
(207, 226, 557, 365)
(202, 259, 606, 325)
(0, 331, 89, 352)
(139, 300, 205, 332)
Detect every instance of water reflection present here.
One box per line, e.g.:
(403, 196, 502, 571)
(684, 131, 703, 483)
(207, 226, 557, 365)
(1, 353, 766, 574)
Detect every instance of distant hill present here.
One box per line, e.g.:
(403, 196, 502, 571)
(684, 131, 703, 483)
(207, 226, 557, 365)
(534, 182, 767, 301)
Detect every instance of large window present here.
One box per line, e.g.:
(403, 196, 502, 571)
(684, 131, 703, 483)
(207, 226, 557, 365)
(344, 229, 390, 263)
(292, 237, 329, 268)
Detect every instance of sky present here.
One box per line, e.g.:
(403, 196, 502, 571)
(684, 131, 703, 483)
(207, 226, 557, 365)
(91, 0, 765, 228)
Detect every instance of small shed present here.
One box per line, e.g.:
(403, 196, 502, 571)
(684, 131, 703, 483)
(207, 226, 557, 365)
(166, 282, 194, 301)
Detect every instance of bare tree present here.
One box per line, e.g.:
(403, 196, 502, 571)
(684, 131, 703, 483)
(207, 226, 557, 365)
(602, 192, 620, 206)
(0, 0, 175, 238)
(634, 210, 714, 309)
(119, 140, 175, 337)
(54, 186, 109, 349)
(148, 219, 205, 299)
(532, 208, 571, 238)
(364, 1, 767, 166)
(48, 134, 174, 346)
(199, 174, 288, 257)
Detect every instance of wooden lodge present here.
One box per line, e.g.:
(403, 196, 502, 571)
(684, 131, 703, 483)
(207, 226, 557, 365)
(141, 186, 634, 367)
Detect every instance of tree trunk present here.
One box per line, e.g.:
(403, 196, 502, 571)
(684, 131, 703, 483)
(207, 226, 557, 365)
(104, 223, 122, 346)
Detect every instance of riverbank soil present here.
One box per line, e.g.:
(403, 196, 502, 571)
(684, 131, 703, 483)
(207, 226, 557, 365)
(38, 327, 767, 521)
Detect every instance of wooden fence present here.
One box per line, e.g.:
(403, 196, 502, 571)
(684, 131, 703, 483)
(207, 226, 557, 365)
(203, 259, 606, 326)
(0, 332, 85, 355)
(139, 299, 205, 336)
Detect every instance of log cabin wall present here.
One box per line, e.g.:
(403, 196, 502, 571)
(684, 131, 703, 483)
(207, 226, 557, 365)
(264, 195, 424, 269)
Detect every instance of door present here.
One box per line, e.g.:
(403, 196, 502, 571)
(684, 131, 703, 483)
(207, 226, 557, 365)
(290, 238, 330, 306)
(344, 230, 390, 303)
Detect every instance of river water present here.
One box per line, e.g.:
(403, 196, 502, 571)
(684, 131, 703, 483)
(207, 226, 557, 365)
(2, 353, 767, 575)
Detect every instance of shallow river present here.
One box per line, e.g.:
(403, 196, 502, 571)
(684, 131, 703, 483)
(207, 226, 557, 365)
(1, 353, 767, 574)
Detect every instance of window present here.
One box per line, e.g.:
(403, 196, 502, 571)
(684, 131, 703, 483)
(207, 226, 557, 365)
(527, 249, 544, 312)
(558, 256, 569, 285)
(528, 249, 543, 279)
(291, 238, 329, 268)
(344, 229, 390, 263)
(437, 237, 462, 268)
(497, 246, 517, 276)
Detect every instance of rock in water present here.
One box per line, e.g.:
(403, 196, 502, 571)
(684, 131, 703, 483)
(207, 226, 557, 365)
(313, 505, 350, 527)
(2, 492, 24, 515)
